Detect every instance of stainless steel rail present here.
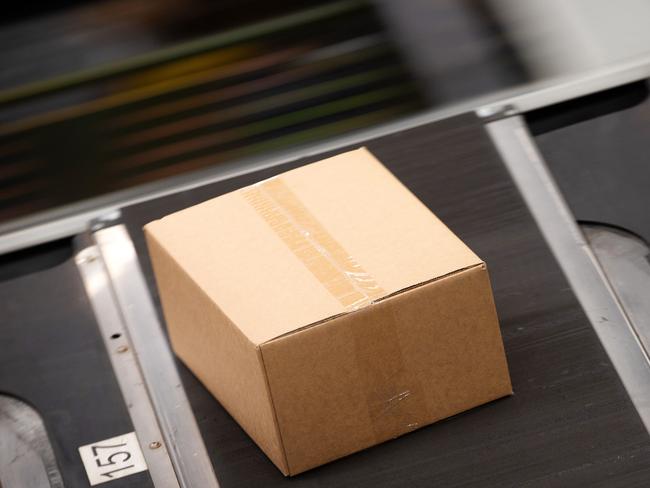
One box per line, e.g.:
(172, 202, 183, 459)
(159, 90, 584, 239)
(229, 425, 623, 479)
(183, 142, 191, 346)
(76, 244, 181, 488)
(584, 225, 650, 360)
(2, 54, 650, 255)
(76, 224, 220, 488)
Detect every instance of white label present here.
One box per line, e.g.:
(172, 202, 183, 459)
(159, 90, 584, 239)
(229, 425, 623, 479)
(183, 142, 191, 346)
(78, 432, 148, 485)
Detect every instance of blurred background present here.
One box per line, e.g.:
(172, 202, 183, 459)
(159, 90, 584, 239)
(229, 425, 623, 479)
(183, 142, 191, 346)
(2, 0, 650, 228)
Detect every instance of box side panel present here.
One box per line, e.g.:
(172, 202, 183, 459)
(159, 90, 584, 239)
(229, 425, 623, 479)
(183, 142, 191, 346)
(145, 228, 288, 474)
(260, 264, 511, 475)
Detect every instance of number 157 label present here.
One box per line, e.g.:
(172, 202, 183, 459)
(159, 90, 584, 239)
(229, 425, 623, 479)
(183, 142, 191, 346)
(79, 432, 148, 485)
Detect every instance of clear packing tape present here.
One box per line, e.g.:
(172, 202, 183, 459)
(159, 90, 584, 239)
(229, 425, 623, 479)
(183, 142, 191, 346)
(242, 177, 386, 310)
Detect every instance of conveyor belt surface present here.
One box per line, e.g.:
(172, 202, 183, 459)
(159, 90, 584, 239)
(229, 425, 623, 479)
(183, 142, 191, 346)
(528, 80, 650, 243)
(121, 113, 650, 487)
(0, 240, 154, 487)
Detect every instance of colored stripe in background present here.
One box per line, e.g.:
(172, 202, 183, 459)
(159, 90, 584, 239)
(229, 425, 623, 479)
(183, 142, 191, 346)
(0, 0, 427, 226)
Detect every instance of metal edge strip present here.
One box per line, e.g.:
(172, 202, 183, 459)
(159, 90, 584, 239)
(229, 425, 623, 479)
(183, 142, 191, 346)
(476, 53, 650, 117)
(485, 115, 650, 432)
(583, 225, 650, 357)
(92, 224, 220, 488)
(75, 245, 181, 488)
(2, 55, 650, 255)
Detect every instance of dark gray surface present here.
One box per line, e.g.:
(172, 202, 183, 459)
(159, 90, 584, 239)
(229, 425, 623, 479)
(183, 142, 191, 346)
(123, 113, 650, 487)
(0, 241, 154, 487)
(529, 80, 650, 244)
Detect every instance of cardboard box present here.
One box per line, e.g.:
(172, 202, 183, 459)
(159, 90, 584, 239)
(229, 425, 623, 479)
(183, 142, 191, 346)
(145, 148, 512, 475)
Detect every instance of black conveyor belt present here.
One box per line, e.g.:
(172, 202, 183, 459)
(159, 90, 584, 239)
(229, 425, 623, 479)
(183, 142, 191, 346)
(0, 240, 154, 487)
(529, 80, 650, 243)
(121, 113, 650, 487)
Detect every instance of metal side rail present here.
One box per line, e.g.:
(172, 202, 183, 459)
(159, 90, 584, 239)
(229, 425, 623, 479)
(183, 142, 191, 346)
(76, 223, 220, 488)
(584, 225, 650, 359)
(3, 54, 650, 256)
(485, 115, 650, 431)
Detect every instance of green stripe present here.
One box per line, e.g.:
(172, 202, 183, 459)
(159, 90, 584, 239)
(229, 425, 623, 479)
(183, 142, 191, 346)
(229, 104, 417, 156)
(0, 0, 365, 105)
(214, 66, 404, 120)
(117, 83, 415, 166)
(120, 103, 417, 182)
(117, 64, 402, 136)
(226, 83, 414, 141)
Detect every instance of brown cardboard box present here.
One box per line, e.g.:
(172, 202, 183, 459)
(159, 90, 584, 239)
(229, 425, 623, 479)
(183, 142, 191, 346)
(145, 148, 512, 475)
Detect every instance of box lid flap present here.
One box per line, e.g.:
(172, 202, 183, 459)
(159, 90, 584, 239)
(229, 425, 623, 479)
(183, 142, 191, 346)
(145, 148, 481, 345)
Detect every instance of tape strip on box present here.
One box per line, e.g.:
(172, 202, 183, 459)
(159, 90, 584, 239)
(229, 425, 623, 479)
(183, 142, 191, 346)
(242, 177, 385, 310)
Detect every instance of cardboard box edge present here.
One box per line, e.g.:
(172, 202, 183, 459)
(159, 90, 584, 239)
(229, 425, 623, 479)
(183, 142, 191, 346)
(260, 261, 486, 346)
(143, 223, 291, 474)
(256, 346, 291, 476)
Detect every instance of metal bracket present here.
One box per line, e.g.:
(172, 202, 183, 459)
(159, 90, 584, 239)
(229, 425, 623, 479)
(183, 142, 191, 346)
(75, 224, 219, 488)
(475, 104, 519, 121)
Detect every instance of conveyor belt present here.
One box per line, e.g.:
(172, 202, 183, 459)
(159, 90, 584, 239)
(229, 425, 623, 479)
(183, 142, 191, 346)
(0, 239, 154, 487)
(528, 80, 650, 243)
(523, 80, 650, 429)
(120, 113, 650, 487)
